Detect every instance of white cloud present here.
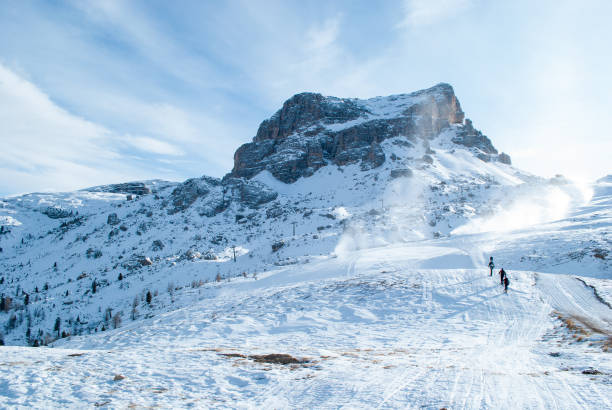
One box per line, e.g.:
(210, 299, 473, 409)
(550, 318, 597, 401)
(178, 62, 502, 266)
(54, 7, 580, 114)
(400, 0, 471, 27)
(124, 136, 185, 156)
(0, 63, 113, 164)
(72, 1, 222, 90)
(0, 63, 183, 194)
(306, 18, 340, 51)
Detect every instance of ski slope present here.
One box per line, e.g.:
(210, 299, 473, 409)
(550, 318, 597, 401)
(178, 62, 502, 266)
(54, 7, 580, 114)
(1, 244, 610, 408)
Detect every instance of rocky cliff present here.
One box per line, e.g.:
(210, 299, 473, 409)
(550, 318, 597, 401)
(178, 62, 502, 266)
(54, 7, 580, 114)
(230, 83, 507, 183)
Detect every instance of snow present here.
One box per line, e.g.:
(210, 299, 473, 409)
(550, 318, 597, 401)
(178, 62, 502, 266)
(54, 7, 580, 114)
(0, 246, 610, 408)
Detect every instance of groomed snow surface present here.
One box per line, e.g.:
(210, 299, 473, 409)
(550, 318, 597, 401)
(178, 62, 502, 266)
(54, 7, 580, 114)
(1, 244, 610, 409)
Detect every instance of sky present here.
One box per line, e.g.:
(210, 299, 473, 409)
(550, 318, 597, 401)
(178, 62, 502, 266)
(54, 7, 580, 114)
(0, 0, 610, 196)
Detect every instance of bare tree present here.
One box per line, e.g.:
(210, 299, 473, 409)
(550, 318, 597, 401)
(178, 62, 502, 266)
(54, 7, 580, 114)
(0, 296, 12, 312)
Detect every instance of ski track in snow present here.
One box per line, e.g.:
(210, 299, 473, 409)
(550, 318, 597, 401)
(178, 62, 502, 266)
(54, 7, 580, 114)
(0, 245, 610, 409)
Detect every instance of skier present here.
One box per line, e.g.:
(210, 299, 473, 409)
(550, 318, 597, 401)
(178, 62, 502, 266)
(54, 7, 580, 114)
(488, 256, 495, 276)
(499, 268, 507, 285)
(503, 275, 510, 293)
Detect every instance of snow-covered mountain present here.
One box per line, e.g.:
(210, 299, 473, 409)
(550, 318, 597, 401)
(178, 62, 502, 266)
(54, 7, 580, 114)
(0, 84, 610, 407)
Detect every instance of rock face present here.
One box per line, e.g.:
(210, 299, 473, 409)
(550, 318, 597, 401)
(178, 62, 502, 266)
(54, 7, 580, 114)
(167, 174, 278, 214)
(86, 182, 151, 195)
(42, 206, 73, 219)
(390, 168, 413, 179)
(254, 92, 368, 141)
(451, 119, 496, 154)
(169, 176, 221, 214)
(223, 178, 278, 208)
(230, 83, 466, 183)
(498, 152, 512, 165)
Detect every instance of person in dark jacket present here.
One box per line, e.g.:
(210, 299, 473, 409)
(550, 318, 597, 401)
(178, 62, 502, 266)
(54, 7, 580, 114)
(488, 257, 495, 276)
(499, 268, 507, 285)
(503, 276, 510, 293)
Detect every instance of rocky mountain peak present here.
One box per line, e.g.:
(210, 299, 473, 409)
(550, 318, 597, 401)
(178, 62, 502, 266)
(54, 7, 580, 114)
(230, 83, 506, 183)
(254, 92, 368, 142)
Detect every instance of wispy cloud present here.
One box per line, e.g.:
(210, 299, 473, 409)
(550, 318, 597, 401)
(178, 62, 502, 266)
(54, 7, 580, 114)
(399, 0, 472, 27)
(306, 17, 341, 51)
(124, 136, 185, 156)
(0, 63, 185, 194)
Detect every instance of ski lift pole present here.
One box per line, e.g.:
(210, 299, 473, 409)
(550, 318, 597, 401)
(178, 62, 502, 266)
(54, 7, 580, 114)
(291, 221, 297, 237)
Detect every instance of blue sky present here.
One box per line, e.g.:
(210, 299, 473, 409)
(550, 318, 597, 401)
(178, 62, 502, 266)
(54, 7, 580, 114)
(1, 0, 610, 195)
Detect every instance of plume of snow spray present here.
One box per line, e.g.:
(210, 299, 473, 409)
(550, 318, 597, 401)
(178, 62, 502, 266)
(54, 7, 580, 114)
(334, 170, 430, 258)
(451, 177, 593, 268)
(451, 178, 592, 236)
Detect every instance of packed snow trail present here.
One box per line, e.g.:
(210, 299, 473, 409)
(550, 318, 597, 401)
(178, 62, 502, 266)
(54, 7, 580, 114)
(0, 245, 610, 408)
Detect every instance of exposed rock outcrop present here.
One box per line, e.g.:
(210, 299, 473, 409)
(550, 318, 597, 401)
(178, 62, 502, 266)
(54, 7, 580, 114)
(451, 118, 497, 155)
(223, 178, 278, 208)
(107, 213, 120, 226)
(42, 206, 73, 219)
(86, 182, 151, 195)
(151, 240, 165, 252)
(254, 92, 368, 141)
(167, 174, 278, 214)
(230, 83, 466, 183)
(390, 168, 413, 179)
(169, 176, 221, 214)
(498, 152, 512, 165)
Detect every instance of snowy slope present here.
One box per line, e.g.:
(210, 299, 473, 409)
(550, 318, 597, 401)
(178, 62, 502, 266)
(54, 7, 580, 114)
(0, 134, 609, 347)
(0, 245, 610, 408)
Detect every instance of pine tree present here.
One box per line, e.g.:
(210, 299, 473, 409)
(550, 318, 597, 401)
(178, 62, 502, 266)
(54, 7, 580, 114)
(112, 312, 122, 329)
(146, 290, 152, 305)
(131, 297, 138, 320)
(118, 272, 123, 281)
(104, 307, 113, 322)
(24, 293, 29, 306)
(92, 279, 97, 294)
(54, 317, 61, 337)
